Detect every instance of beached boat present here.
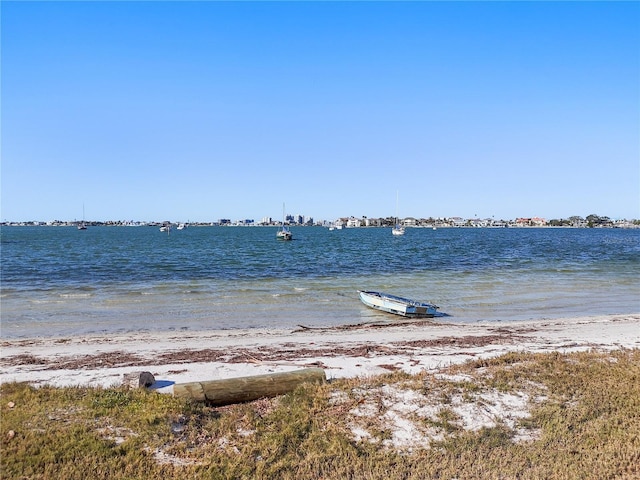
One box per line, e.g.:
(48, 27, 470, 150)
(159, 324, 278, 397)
(358, 290, 438, 318)
(277, 203, 292, 241)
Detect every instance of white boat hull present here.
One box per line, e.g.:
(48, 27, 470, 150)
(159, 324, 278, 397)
(358, 290, 438, 318)
(277, 230, 292, 241)
(277, 203, 292, 240)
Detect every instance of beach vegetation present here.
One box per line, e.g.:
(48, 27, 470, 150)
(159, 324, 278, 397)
(2, 349, 639, 479)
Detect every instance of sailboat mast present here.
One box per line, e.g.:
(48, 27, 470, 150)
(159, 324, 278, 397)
(395, 191, 399, 224)
(78, 203, 87, 230)
(392, 190, 405, 235)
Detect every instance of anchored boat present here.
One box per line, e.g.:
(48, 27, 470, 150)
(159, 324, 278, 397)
(358, 290, 438, 318)
(277, 203, 292, 241)
(391, 191, 405, 236)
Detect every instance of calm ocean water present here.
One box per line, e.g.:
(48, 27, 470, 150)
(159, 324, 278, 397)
(1, 226, 639, 338)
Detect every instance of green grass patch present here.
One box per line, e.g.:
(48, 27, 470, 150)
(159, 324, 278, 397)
(2, 349, 639, 479)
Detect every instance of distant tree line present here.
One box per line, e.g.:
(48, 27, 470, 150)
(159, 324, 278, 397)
(547, 214, 639, 227)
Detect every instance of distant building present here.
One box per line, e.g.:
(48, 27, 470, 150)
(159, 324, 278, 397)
(449, 217, 466, 227)
(515, 217, 547, 227)
(346, 217, 361, 228)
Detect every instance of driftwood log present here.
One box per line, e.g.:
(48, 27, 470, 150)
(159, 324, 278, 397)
(173, 368, 326, 405)
(123, 371, 156, 389)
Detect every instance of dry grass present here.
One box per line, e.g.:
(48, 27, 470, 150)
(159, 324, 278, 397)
(2, 349, 639, 479)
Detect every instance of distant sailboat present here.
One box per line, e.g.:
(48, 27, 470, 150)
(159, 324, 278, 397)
(392, 191, 405, 236)
(277, 203, 292, 241)
(77, 204, 87, 230)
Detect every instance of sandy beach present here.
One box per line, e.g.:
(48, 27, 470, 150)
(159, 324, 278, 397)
(2, 313, 638, 393)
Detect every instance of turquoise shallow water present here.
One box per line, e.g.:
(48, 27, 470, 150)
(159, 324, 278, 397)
(1, 226, 639, 338)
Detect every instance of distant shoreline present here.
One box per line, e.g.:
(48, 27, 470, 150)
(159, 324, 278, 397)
(3, 221, 639, 229)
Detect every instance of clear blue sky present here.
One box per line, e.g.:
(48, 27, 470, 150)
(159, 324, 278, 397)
(2, 1, 639, 223)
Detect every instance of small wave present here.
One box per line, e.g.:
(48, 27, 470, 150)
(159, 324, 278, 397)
(181, 289, 207, 295)
(58, 293, 92, 299)
(30, 299, 65, 304)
